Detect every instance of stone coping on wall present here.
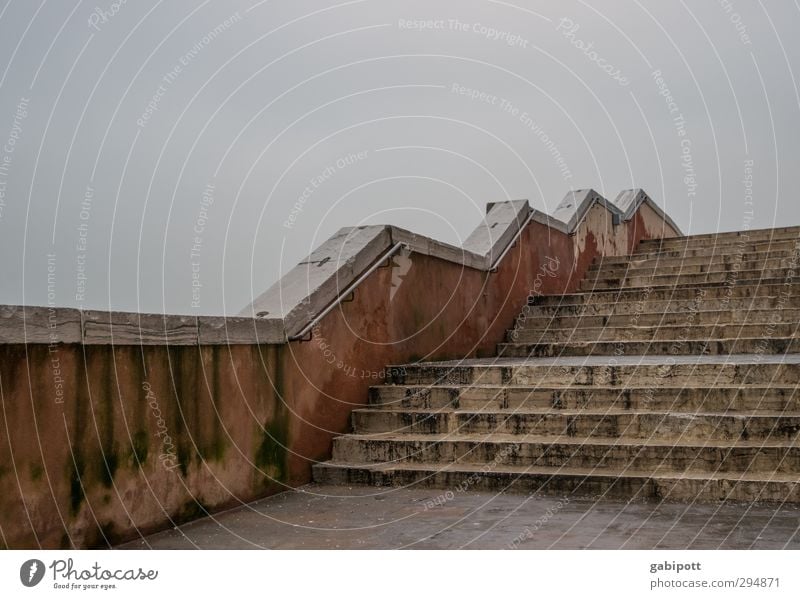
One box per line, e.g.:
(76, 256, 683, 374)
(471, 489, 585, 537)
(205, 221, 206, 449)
(0, 188, 680, 346)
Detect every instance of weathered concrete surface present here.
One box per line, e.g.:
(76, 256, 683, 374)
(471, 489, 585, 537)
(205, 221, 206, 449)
(119, 484, 800, 550)
(0, 191, 678, 548)
(315, 227, 800, 503)
(278, 198, 675, 496)
(0, 343, 292, 549)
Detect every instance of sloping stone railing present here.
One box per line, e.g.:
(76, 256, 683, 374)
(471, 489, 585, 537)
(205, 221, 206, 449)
(0, 188, 680, 548)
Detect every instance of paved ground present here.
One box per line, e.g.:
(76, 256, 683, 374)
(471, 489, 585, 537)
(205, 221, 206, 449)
(120, 484, 800, 549)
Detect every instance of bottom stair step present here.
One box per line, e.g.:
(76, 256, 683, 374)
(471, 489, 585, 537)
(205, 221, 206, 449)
(313, 461, 800, 503)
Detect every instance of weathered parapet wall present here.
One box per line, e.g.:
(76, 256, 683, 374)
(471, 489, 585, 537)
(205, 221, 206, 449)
(0, 189, 680, 548)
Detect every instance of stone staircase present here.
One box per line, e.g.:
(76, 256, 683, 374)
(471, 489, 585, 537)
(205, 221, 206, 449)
(313, 226, 800, 503)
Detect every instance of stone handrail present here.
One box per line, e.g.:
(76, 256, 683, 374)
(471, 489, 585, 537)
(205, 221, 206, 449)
(242, 187, 681, 340)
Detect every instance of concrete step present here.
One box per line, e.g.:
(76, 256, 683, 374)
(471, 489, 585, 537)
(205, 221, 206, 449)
(512, 308, 800, 330)
(329, 433, 800, 473)
(352, 408, 800, 441)
(312, 461, 800, 503)
(590, 256, 797, 278)
(531, 282, 800, 307)
(497, 337, 800, 358)
(368, 384, 800, 412)
(316, 226, 800, 505)
(640, 225, 800, 243)
(580, 269, 798, 291)
(524, 296, 793, 318)
(589, 248, 799, 270)
(507, 323, 799, 344)
(638, 227, 800, 249)
(603, 238, 800, 262)
(387, 356, 800, 386)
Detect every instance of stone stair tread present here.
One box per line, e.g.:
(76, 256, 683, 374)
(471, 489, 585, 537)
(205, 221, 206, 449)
(535, 291, 800, 306)
(510, 323, 795, 333)
(336, 431, 800, 448)
(641, 225, 800, 240)
(582, 278, 800, 291)
(592, 255, 798, 269)
(587, 266, 794, 279)
(393, 353, 800, 368)
(534, 290, 800, 306)
(375, 383, 799, 390)
(520, 307, 800, 319)
(582, 277, 800, 289)
(600, 247, 800, 262)
(355, 407, 800, 418)
(594, 263, 795, 275)
(501, 336, 799, 346)
(316, 461, 800, 483)
(629, 237, 799, 250)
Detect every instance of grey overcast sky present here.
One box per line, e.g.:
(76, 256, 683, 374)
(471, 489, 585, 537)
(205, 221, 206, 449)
(0, 0, 798, 315)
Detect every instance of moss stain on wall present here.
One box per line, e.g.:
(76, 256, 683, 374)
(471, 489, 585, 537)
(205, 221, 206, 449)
(98, 350, 118, 488)
(167, 346, 193, 478)
(255, 345, 288, 485)
(207, 346, 227, 462)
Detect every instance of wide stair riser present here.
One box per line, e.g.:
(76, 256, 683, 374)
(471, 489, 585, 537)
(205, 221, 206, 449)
(352, 410, 800, 442)
(498, 338, 800, 357)
(368, 385, 800, 412)
(580, 269, 799, 291)
(589, 249, 800, 270)
(531, 283, 800, 306)
(525, 297, 795, 318)
(312, 464, 800, 503)
(590, 256, 798, 278)
(640, 225, 800, 241)
(329, 436, 800, 473)
(618, 238, 800, 260)
(388, 363, 800, 386)
(513, 308, 800, 329)
(638, 230, 800, 249)
(507, 323, 799, 343)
